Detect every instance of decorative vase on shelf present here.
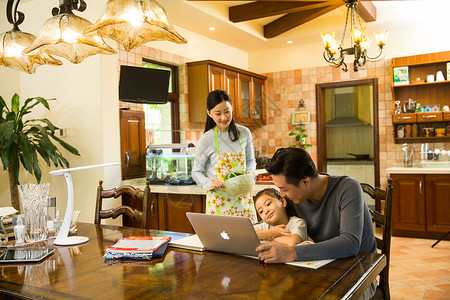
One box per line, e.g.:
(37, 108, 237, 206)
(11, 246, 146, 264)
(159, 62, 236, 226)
(18, 183, 49, 242)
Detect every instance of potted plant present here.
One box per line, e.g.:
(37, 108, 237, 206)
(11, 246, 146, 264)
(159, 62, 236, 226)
(289, 126, 312, 149)
(0, 93, 80, 211)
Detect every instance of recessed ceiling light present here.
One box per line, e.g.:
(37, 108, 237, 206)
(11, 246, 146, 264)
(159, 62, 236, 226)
(209, 27, 215, 31)
(287, 40, 293, 44)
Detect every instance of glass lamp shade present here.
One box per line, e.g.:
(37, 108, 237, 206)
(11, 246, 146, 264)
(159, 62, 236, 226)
(321, 32, 336, 49)
(23, 13, 116, 64)
(350, 26, 365, 44)
(360, 37, 371, 51)
(374, 30, 389, 46)
(0, 30, 62, 74)
(85, 0, 187, 51)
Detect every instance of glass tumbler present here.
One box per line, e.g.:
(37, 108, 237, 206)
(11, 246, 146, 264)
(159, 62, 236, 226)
(18, 183, 50, 243)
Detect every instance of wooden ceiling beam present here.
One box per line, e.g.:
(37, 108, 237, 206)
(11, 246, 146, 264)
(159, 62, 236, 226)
(357, 1, 377, 22)
(229, 1, 343, 23)
(264, 4, 341, 38)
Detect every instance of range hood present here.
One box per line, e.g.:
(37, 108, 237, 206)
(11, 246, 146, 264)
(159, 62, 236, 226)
(326, 93, 371, 127)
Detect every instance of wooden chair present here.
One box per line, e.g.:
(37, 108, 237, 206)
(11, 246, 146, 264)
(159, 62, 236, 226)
(95, 180, 151, 229)
(360, 178, 394, 300)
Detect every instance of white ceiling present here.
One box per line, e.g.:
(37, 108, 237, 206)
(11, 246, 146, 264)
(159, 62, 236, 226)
(163, 0, 450, 53)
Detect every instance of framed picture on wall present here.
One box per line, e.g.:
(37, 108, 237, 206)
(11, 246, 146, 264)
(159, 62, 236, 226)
(292, 111, 310, 125)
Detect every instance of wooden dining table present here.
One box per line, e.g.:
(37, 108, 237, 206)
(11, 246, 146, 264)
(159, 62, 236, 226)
(0, 222, 386, 300)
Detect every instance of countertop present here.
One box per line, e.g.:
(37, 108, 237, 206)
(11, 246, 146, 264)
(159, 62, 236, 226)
(387, 163, 450, 174)
(123, 176, 274, 195)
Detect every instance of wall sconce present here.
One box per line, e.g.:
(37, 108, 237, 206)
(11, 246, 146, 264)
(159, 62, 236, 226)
(23, 0, 116, 64)
(0, 0, 62, 74)
(85, 0, 187, 51)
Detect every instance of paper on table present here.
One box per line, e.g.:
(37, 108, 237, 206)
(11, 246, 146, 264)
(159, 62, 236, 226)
(286, 259, 335, 269)
(168, 234, 205, 252)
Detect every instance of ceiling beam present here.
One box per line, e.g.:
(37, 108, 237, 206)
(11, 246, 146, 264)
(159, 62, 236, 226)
(358, 1, 377, 22)
(264, 4, 341, 38)
(229, 1, 343, 23)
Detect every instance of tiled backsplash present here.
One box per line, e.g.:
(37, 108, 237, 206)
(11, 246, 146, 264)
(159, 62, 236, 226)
(118, 45, 450, 189)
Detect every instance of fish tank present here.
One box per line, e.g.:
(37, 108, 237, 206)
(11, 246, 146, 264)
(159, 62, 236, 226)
(146, 144, 195, 185)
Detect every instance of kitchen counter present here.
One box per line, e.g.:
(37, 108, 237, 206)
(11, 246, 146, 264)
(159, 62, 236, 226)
(122, 178, 274, 195)
(387, 165, 450, 174)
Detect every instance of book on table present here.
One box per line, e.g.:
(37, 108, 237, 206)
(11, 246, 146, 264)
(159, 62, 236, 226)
(104, 236, 171, 260)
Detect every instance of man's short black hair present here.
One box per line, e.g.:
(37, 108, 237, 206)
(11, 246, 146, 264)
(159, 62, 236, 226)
(265, 148, 318, 186)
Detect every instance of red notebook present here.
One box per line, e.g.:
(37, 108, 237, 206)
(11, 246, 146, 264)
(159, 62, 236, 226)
(105, 236, 171, 255)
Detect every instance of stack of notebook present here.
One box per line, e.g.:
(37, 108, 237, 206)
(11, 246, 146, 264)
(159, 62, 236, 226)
(104, 236, 171, 260)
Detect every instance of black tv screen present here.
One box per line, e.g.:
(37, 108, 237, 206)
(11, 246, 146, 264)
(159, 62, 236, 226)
(119, 65, 170, 104)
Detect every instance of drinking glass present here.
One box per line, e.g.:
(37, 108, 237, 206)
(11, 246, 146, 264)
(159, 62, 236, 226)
(18, 183, 49, 242)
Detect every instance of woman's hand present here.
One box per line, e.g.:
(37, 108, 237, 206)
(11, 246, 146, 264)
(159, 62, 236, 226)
(210, 179, 224, 189)
(256, 242, 297, 264)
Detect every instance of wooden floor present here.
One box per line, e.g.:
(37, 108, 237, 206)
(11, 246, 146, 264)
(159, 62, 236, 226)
(379, 229, 450, 299)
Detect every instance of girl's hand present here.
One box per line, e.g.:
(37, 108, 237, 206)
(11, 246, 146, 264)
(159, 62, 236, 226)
(211, 179, 224, 189)
(269, 225, 291, 238)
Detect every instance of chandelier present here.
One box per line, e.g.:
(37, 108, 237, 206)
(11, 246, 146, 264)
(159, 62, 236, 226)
(321, 0, 388, 72)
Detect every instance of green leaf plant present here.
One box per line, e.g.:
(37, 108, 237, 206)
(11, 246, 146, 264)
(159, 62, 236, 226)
(0, 93, 80, 211)
(289, 126, 312, 149)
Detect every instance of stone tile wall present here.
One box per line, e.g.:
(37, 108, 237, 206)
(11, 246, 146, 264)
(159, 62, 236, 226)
(118, 45, 450, 188)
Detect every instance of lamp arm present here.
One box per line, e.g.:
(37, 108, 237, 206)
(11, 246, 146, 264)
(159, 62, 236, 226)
(365, 46, 385, 61)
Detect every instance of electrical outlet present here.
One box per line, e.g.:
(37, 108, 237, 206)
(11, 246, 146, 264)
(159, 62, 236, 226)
(56, 128, 66, 137)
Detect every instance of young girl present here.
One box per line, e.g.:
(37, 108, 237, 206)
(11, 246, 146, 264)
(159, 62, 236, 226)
(253, 188, 307, 246)
(192, 90, 258, 222)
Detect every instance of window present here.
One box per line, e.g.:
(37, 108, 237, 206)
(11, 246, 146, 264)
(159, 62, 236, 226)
(142, 60, 180, 146)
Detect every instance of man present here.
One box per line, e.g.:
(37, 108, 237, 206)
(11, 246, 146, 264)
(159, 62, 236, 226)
(256, 147, 376, 263)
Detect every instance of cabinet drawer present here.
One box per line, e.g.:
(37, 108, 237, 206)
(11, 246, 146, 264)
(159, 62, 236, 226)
(416, 112, 443, 122)
(392, 113, 416, 123)
(444, 111, 450, 121)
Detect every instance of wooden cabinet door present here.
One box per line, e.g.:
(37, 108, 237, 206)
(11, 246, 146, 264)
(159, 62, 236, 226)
(158, 193, 205, 233)
(237, 73, 253, 124)
(209, 65, 225, 91)
(391, 174, 426, 232)
(120, 110, 146, 180)
(122, 193, 159, 229)
(425, 174, 450, 233)
(225, 70, 238, 119)
(252, 77, 266, 125)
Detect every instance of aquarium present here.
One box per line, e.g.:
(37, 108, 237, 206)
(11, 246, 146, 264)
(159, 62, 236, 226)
(146, 144, 195, 185)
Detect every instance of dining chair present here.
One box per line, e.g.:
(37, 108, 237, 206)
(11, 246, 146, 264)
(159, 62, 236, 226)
(360, 178, 394, 300)
(95, 180, 151, 229)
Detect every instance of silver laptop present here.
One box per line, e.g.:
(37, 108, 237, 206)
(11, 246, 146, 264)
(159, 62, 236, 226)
(186, 212, 261, 257)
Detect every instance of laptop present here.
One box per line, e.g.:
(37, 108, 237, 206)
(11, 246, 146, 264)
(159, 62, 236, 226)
(185, 212, 261, 257)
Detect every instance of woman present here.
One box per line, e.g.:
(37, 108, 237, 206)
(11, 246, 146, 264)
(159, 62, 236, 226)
(192, 90, 257, 222)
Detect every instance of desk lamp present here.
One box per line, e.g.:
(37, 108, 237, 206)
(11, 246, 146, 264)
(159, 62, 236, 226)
(49, 162, 120, 246)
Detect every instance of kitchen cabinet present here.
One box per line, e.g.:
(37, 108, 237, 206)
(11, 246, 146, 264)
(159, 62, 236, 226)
(391, 174, 450, 239)
(123, 192, 205, 233)
(187, 60, 267, 125)
(391, 51, 450, 144)
(120, 109, 146, 180)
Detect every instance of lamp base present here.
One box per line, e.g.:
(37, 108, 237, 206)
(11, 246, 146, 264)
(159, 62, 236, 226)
(54, 236, 89, 246)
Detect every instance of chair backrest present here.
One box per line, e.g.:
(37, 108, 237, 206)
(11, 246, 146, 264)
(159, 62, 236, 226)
(360, 178, 393, 300)
(95, 180, 151, 229)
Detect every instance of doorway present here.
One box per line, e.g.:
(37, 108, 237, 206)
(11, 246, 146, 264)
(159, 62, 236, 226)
(316, 78, 380, 210)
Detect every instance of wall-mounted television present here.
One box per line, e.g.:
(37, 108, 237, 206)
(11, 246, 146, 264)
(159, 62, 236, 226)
(119, 65, 170, 104)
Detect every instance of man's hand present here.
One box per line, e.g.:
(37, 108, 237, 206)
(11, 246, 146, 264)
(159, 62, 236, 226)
(256, 242, 297, 263)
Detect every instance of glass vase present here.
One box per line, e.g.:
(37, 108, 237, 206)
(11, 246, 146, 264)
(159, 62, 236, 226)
(18, 183, 49, 243)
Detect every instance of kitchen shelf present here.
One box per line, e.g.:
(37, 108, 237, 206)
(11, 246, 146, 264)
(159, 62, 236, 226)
(394, 136, 450, 144)
(393, 80, 450, 88)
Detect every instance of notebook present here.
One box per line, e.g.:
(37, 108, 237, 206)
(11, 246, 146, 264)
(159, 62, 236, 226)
(185, 212, 261, 257)
(169, 234, 206, 252)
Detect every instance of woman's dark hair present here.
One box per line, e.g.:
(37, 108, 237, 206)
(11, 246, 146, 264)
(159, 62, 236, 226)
(265, 148, 318, 186)
(204, 90, 239, 141)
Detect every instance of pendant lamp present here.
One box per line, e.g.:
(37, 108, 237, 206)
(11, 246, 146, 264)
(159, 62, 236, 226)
(23, 0, 116, 64)
(0, 0, 62, 74)
(85, 0, 187, 52)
